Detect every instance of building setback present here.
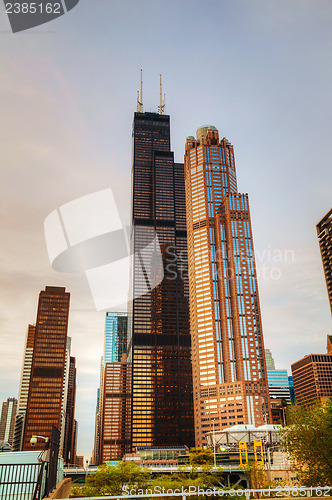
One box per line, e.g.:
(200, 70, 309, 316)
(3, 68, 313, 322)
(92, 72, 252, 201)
(128, 109, 194, 449)
(22, 286, 70, 451)
(316, 208, 332, 315)
(184, 126, 271, 446)
(0, 397, 18, 445)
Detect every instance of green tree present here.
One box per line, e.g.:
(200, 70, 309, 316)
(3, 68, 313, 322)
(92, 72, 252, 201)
(189, 447, 213, 465)
(71, 461, 151, 497)
(281, 399, 332, 486)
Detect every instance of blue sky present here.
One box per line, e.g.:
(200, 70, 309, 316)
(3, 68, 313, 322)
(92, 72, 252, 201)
(0, 0, 331, 458)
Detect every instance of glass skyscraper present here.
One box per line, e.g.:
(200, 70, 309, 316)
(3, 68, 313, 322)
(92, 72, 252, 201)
(184, 126, 271, 446)
(104, 312, 128, 363)
(128, 111, 194, 449)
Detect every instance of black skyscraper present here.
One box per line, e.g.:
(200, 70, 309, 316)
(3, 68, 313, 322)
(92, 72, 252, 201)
(128, 110, 194, 449)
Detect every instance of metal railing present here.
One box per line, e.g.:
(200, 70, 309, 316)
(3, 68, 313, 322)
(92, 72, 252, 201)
(0, 462, 46, 500)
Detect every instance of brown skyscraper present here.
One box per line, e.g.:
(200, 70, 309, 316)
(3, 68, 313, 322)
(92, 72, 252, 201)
(22, 286, 70, 451)
(184, 126, 271, 446)
(316, 208, 332, 315)
(291, 353, 332, 403)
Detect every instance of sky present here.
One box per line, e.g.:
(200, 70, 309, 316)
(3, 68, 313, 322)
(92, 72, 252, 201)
(0, 0, 332, 459)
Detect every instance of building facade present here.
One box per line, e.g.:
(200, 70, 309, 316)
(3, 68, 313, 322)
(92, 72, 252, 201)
(22, 286, 70, 451)
(291, 353, 332, 403)
(0, 398, 18, 446)
(316, 208, 332, 315)
(265, 349, 291, 401)
(12, 324, 36, 451)
(184, 126, 271, 446)
(128, 110, 194, 449)
(63, 356, 77, 464)
(104, 312, 128, 363)
(99, 358, 129, 461)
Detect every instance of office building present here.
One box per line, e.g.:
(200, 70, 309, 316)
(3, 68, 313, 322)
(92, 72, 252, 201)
(63, 356, 77, 464)
(316, 208, 332, 315)
(22, 286, 70, 451)
(291, 353, 332, 403)
(94, 312, 129, 463)
(104, 312, 128, 363)
(128, 95, 194, 449)
(0, 397, 18, 446)
(12, 324, 36, 451)
(99, 357, 129, 461)
(265, 349, 291, 401)
(288, 376, 295, 404)
(184, 126, 271, 446)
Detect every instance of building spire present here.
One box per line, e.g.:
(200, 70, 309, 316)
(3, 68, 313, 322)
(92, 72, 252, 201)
(136, 69, 143, 112)
(158, 74, 165, 115)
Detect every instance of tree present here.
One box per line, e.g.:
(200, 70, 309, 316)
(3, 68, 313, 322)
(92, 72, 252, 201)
(281, 399, 332, 485)
(71, 461, 151, 497)
(189, 447, 213, 465)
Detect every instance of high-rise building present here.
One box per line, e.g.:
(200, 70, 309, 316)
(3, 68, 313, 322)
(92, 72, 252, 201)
(265, 349, 291, 401)
(104, 312, 128, 363)
(184, 126, 271, 446)
(99, 357, 129, 461)
(12, 324, 36, 451)
(0, 397, 18, 446)
(22, 286, 70, 451)
(316, 208, 332, 315)
(291, 353, 332, 403)
(94, 312, 129, 463)
(63, 356, 77, 464)
(128, 103, 194, 449)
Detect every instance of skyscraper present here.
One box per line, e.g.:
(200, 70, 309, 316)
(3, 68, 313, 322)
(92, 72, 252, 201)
(12, 324, 36, 451)
(94, 312, 129, 462)
(184, 126, 271, 446)
(0, 397, 17, 446)
(316, 208, 332, 315)
(63, 356, 77, 464)
(265, 349, 291, 401)
(291, 354, 332, 403)
(22, 286, 70, 451)
(104, 312, 128, 363)
(128, 97, 194, 449)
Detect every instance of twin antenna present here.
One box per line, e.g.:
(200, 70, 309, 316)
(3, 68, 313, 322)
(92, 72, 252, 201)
(136, 70, 166, 115)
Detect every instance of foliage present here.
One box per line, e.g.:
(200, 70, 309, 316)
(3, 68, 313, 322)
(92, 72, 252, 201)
(281, 399, 332, 486)
(189, 447, 214, 465)
(240, 461, 268, 490)
(71, 461, 151, 497)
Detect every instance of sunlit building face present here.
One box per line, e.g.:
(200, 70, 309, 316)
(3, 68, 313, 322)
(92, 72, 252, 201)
(184, 126, 271, 446)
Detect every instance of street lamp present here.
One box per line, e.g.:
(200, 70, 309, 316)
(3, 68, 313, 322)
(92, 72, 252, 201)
(212, 420, 216, 469)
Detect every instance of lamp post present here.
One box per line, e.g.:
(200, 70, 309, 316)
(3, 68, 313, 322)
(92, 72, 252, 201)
(212, 420, 216, 469)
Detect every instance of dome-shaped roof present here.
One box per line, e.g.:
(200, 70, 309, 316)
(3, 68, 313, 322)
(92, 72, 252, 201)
(196, 125, 217, 142)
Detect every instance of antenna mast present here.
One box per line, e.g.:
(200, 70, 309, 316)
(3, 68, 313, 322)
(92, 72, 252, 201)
(158, 74, 165, 115)
(137, 69, 143, 112)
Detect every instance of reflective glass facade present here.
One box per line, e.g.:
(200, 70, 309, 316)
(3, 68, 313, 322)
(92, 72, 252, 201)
(22, 286, 70, 451)
(128, 112, 194, 450)
(184, 127, 271, 446)
(317, 208, 332, 315)
(104, 312, 128, 363)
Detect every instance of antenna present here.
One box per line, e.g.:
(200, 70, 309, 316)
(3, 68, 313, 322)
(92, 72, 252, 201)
(137, 69, 143, 112)
(158, 74, 165, 115)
